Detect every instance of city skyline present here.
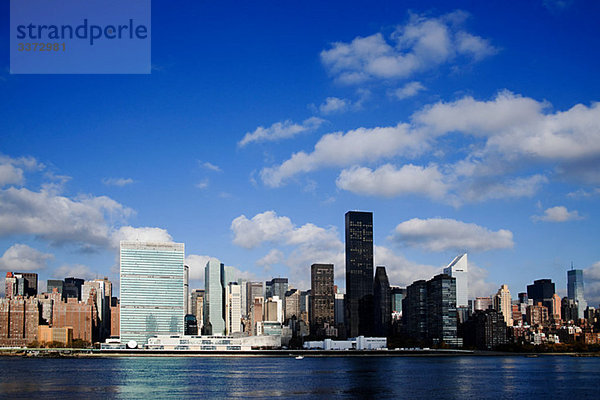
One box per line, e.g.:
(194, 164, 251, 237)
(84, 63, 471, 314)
(1, 1, 600, 306)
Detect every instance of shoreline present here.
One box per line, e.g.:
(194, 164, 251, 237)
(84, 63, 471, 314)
(1, 348, 599, 358)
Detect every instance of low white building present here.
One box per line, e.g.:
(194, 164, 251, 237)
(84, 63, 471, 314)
(303, 336, 387, 350)
(145, 334, 281, 351)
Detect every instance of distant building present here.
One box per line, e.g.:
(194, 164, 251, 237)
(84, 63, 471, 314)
(427, 274, 460, 346)
(567, 269, 587, 320)
(551, 293, 562, 321)
(246, 282, 264, 317)
(526, 302, 549, 327)
(345, 211, 374, 338)
(5, 272, 38, 298)
(110, 299, 120, 337)
(561, 297, 578, 322)
(225, 282, 242, 335)
(266, 278, 288, 311)
(38, 326, 73, 347)
(251, 297, 264, 335)
(462, 309, 507, 350)
(53, 297, 96, 343)
(189, 289, 205, 330)
(265, 296, 283, 323)
(205, 258, 228, 336)
(373, 266, 391, 337)
(403, 280, 428, 342)
(184, 314, 198, 336)
(47, 280, 64, 296)
(284, 288, 300, 321)
(494, 284, 513, 326)
(390, 287, 405, 314)
(334, 292, 345, 326)
(120, 241, 185, 346)
(63, 277, 85, 301)
(474, 297, 493, 311)
(443, 254, 468, 308)
(527, 279, 556, 313)
(310, 263, 335, 337)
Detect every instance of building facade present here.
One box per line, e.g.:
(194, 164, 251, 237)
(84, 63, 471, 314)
(373, 266, 391, 337)
(345, 211, 374, 338)
(567, 269, 587, 320)
(310, 263, 335, 337)
(120, 241, 185, 346)
(443, 254, 468, 308)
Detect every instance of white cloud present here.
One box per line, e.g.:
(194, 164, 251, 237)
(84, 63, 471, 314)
(231, 211, 343, 288)
(53, 264, 97, 280)
(374, 245, 439, 287)
(0, 187, 133, 248)
(461, 174, 548, 203)
(102, 177, 134, 187)
(260, 123, 427, 187)
(0, 155, 43, 187)
(336, 163, 448, 199)
(0, 244, 54, 271)
(468, 261, 498, 298)
(238, 117, 325, 147)
(201, 162, 222, 172)
(532, 206, 584, 222)
(567, 188, 600, 198)
(391, 81, 426, 100)
(320, 11, 496, 84)
(110, 226, 173, 248)
(319, 97, 348, 114)
(392, 217, 514, 252)
(185, 254, 211, 282)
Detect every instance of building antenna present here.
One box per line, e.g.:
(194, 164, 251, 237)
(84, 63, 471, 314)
(571, 261, 574, 271)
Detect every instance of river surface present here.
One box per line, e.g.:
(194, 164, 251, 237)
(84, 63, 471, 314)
(0, 355, 599, 399)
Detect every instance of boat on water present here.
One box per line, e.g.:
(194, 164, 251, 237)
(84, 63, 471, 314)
(295, 355, 304, 360)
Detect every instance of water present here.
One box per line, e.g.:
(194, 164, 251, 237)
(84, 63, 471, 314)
(0, 355, 599, 399)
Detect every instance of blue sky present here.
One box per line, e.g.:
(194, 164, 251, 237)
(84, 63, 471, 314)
(1, 0, 600, 304)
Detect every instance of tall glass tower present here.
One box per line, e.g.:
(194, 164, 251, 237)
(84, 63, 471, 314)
(345, 211, 374, 338)
(443, 254, 468, 308)
(120, 241, 185, 346)
(567, 268, 587, 319)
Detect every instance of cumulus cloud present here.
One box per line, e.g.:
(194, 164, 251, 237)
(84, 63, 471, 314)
(0, 244, 54, 271)
(374, 245, 439, 287)
(185, 254, 211, 282)
(0, 155, 43, 187)
(392, 217, 514, 252)
(195, 179, 209, 190)
(231, 211, 343, 288)
(238, 117, 325, 147)
(0, 187, 133, 248)
(336, 163, 448, 199)
(532, 206, 584, 222)
(260, 123, 428, 187)
(102, 178, 134, 187)
(391, 81, 426, 100)
(320, 11, 496, 84)
(110, 226, 173, 248)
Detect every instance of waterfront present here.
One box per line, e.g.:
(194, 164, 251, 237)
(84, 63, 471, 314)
(1, 356, 599, 399)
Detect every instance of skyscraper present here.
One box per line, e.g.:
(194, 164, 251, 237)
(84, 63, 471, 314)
(493, 284, 513, 326)
(373, 266, 391, 337)
(120, 241, 185, 346)
(266, 278, 288, 310)
(204, 258, 225, 335)
(527, 279, 556, 313)
(310, 263, 335, 336)
(427, 274, 459, 346)
(225, 282, 242, 335)
(443, 254, 468, 308)
(246, 281, 264, 318)
(567, 268, 587, 319)
(345, 211, 374, 338)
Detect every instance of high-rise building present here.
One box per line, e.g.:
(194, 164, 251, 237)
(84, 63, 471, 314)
(82, 280, 107, 340)
(561, 297, 578, 322)
(4, 272, 38, 298)
(462, 309, 508, 350)
(310, 263, 335, 336)
(334, 292, 345, 326)
(237, 279, 247, 318)
(373, 266, 391, 337)
(63, 277, 85, 301)
(265, 296, 283, 323)
(120, 241, 185, 346)
(403, 280, 428, 342)
(225, 282, 242, 335)
(266, 278, 288, 310)
(251, 296, 264, 335)
(344, 211, 374, 338)
(427, 274, 459, 346)
(284, 289, 300, 321)
(246, 282, 264, 317)
(391, 287, 405, 314)
(527, 279, 555, 313)
(567, 269, 587, 320)
(184, 265, 189, 315)
(204, 258, 225, 335)
(474, 297, 493, 311)
(443, 254, 468, 308)
(189, 289, 204, 330)
(494, 284, 513, 326)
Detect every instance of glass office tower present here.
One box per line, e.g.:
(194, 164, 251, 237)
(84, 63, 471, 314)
(120, 241, 185, 346)
(567, 269, 587, 319)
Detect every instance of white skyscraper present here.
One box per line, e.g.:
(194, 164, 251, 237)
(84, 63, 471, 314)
(226, 282, 242, 335)
(443, 253, 469, 308)
(494, 284, 513, 326)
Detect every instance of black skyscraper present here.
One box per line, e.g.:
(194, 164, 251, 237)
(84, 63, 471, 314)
(373, 266, 391, 337)
(345, 211, 374, 338)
